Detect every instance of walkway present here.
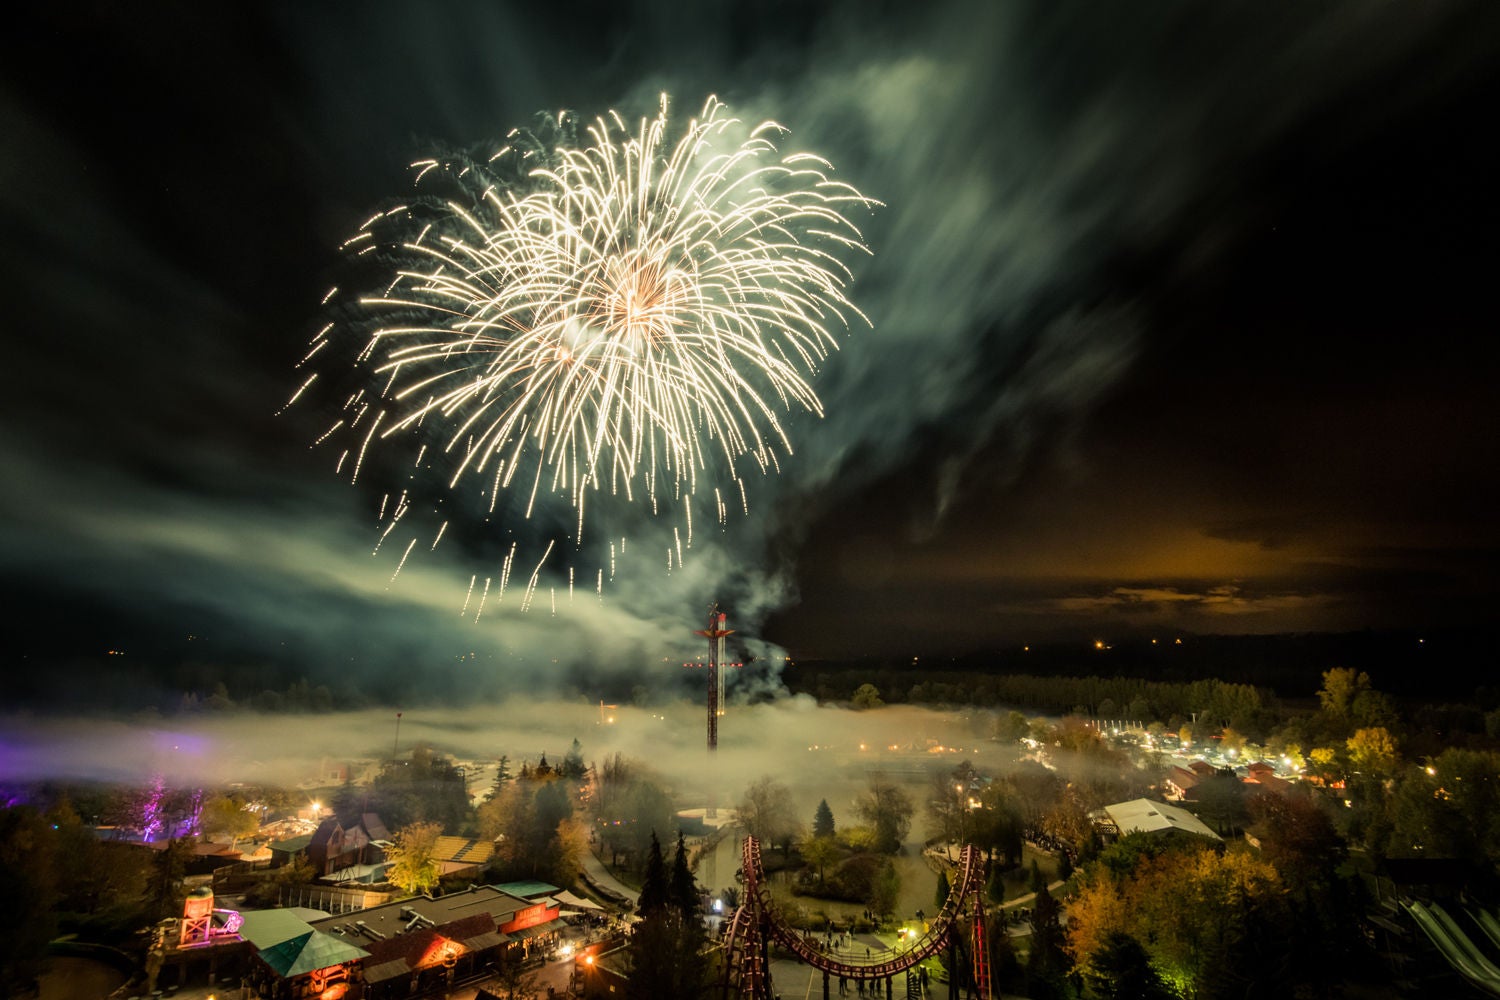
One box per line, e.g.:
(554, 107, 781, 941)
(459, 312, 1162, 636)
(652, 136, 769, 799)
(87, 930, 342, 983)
(581, 845, 639, 907)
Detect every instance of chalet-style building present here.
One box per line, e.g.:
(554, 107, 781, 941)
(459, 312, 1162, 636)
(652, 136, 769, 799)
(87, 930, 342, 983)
(271, 813, 390, 877)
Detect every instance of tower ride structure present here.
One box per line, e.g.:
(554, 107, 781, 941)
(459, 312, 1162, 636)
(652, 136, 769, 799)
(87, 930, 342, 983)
(694, 603, 735, 752)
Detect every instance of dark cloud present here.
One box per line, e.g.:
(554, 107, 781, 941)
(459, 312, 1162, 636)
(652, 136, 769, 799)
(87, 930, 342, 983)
(1, 1, 1497, 702)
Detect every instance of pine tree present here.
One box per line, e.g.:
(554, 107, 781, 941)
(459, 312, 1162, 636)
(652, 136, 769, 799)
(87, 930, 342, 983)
(484, 756, 511, 802)
(629, 830, 707, 999)
(561, 739, 587, 779)
(1030, 858, 1046, 893)
(1084, 932, 1172, 1000)
(813, 798, 836, 839)
(985, 862, 1004, 904)
(935, 870, 952, 910)
(1026, 884, 1070, 1000)
(670, 831, 700, 920)
(637, 831, 669, 915)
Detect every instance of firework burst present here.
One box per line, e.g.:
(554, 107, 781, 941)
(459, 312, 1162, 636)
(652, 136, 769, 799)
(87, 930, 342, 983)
(303, 94, 875, 604)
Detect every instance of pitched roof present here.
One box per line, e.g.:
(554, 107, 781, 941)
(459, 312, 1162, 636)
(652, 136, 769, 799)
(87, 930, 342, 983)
(270, 834, 314, 854)
(434, 836, 495, 865)
(1102, 798, 1221, 841)
(360, 912, 504, 977)
(1167, 766, 1200, 788)
(260, 929, 369, 977)
(239, 910, 369, 978)
(361, 813, 391, 841)
(240, 909, 317, 950)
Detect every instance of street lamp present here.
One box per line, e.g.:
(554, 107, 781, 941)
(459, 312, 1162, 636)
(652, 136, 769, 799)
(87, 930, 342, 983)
(955, 784, 966, 850)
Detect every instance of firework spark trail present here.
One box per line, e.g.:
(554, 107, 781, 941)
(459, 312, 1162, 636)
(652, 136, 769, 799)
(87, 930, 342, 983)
(309, 94, 875, 597)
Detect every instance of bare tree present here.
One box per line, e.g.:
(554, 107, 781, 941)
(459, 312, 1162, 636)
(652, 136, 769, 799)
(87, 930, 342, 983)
(735, 776, 801, 857)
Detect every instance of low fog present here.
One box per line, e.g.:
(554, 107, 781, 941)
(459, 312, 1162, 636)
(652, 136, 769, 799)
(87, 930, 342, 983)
(0, 697, 1013, 815)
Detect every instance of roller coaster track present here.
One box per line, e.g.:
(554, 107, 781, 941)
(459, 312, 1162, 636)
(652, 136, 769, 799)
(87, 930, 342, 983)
(721, 836, 989, 999)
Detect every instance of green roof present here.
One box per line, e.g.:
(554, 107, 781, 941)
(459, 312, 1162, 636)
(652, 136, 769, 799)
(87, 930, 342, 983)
(271, 834, 313, 854)
(240, 909, 316, 949)
(260, 930, 368, 977)
(494, 880, 560, 899)
(239, 910, 368, 977)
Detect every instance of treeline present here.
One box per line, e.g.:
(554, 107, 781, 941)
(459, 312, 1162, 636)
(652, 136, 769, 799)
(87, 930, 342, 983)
(804, 670, 1277, 730)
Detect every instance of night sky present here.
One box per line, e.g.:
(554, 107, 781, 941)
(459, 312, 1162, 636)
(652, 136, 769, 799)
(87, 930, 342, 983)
(2, 2, 1498, 702)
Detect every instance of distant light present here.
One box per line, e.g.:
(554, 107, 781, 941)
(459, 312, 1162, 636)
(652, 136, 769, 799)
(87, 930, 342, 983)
(1094, 640, 1105, 650)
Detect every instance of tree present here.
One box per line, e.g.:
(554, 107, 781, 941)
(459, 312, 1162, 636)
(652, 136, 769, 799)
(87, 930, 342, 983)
(637, 832, 669, 916)
(371, 747, 470, 831)
(1082, 932, 1173, 1000)
(560, 739, 588, 780)
(994, 710, 1030, 744)
(201, 794, 259, 851)
(735, 777, 800, 857)
(484, 756, 512, 802)
(1026, 884, 1070, 999)
(1346, 726, 1399, 776)
(935, 870, 951, 910)
(854, 773, 913, 853)
(802, 835, 840, 885)
(594, 755, 676, 873)
(0, 807, 58, 995)
(851, 683, 884, 709)
(670, 832, 700, 920)
(869, 859, 900, 919)
(629, 831, 707, 999)
(386, 821, 442, 895)
(813, 798, 836, 839)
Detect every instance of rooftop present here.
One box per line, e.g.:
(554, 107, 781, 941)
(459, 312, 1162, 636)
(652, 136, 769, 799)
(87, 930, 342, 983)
(1101, 798, 1221, 841)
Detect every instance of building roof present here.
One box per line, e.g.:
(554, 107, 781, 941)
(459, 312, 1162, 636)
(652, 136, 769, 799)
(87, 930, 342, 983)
(494, 880, 561, 899)
(238, 910, 368, 978)
(1101, 798, 1221, 841)
(1166, 766, 1200, 788)
(240, 909, 318, 950)
(1246, 772, 1294, 795)
(270, 834, 314, 854)
(261, 929, 369, 977)
(312, 884, 534, 939)
(434, 836, 495, 865)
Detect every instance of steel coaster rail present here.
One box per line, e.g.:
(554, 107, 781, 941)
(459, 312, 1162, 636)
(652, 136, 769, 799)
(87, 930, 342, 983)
(721, 835, 988, 998)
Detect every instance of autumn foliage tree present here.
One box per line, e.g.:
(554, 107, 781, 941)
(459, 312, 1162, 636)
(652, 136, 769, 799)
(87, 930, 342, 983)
(386, 821, 443, 896)
(1068, 835, 1290, 998)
